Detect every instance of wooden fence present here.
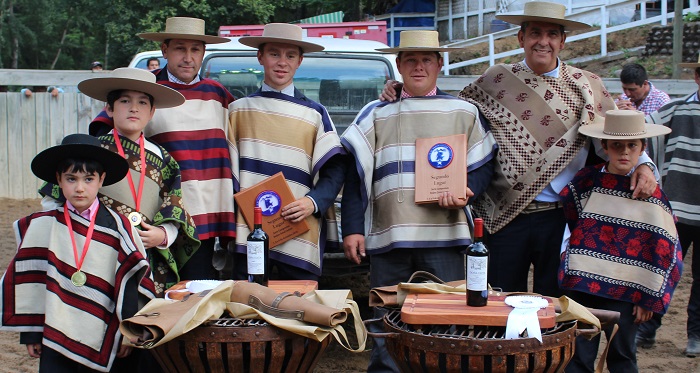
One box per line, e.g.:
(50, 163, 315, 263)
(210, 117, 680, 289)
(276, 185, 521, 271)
(0, 92, 105, 199)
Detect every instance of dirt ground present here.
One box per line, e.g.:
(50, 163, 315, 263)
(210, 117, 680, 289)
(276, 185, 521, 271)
(1, 198, 699, 372)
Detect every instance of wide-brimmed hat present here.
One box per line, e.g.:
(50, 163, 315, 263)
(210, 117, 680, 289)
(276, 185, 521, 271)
(139, 17, 229, 44)
(78, 68, 185, 109)
(579, 110, 671, 140)
(496, 1, 590, 31)
(376, 30, 462, 53)
(238, 23, 324, 53)
(31, 134, 129, 186)
(679, 54, 700, 68)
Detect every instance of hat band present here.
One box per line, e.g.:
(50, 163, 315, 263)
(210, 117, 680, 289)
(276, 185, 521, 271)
(603, 129, 647, 136)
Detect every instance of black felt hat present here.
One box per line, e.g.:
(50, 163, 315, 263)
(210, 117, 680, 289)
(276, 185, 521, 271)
(31, 134, 128, 186)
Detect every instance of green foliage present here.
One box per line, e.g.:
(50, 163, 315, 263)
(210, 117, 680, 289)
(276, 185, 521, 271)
(683, 12, 700, 22)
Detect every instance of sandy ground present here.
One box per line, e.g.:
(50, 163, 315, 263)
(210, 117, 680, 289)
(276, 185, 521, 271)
(0, 198, 698, 372)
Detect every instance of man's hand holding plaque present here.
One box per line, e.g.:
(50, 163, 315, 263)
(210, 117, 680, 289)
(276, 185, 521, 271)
(414, 134, 468, 204)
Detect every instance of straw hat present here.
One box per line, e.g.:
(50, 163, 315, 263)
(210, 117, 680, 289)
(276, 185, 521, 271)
(239, 23, 324, 53)
(31, 134, 129, 186)
(578, 110, 671, 140)
(139, 17, 229, 44)
(679, 54, 700, 68)
(376, 30, 462, 53)
(496, 1, 590, 31)
(78, 68, 185, 109)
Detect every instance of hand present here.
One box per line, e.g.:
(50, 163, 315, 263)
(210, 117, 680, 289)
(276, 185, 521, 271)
(343, 234, 366, 264)
(630, 164, 656, 199)
(26, 343, 41, 358)
(137, 221, 167, 248)
(616, 99, 635, 111)
(633, 305, 653, 324)
(437, 187, 474, 209)
(116, 344, 133, 358)
(281, 196, 314, 223)
(379, 80, 402, 102)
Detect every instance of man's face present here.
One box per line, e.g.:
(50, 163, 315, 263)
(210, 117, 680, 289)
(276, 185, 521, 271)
(396, 51, 442, 96)
(57, 169, 105, 213)
(148, 60, 160, 70)
(258, 43, 303, 91)
(161, 39, 205, 83)
(518, 21, 566, 75)
(622, 82, 650, 104)
(107, 90, 156, 141)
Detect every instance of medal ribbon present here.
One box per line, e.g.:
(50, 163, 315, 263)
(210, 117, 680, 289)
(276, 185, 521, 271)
(64, 206, 97, 273)
(113, 131, 146, 212)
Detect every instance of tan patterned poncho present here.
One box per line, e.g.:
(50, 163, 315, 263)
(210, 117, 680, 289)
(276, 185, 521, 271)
(459, 62, 616, 233)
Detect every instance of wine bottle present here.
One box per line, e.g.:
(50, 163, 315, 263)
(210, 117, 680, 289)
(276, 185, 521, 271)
(467, 217, 488, 306)
(247, 206, 269, 286)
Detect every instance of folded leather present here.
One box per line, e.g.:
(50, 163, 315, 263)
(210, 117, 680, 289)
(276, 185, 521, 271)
(230, 281, 347, 327)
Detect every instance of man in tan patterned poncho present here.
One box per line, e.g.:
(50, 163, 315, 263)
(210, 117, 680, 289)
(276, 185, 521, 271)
(456, 1, 660, 298)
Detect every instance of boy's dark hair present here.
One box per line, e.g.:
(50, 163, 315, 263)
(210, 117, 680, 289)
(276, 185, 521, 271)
(106, 89, 155, 110)
(147, 57, 160, 65)
(601, 138, 647, 148)
(620, 63, 648, 87)
(56, 158, 105, 179)
(258, 43, 304, 56)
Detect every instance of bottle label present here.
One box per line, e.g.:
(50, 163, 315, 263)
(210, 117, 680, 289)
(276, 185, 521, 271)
(247, 241, 265, 274)
(467, 256, 488, 291)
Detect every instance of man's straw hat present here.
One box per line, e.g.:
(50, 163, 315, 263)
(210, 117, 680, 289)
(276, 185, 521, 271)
(139, 17, 229, 44)
(78, 68, 185, 109)
(679, 54, 700, 68)
(239, 23, 324, 53)
(579, 110, 671, 140)
(375, 30, 462, 53)
(496, 1, 590, 31)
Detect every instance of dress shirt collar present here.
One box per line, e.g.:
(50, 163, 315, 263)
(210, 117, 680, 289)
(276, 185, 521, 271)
(167, 69, 201, 85)
(261, 82, 296, 97)
(65, 198, 99, 221)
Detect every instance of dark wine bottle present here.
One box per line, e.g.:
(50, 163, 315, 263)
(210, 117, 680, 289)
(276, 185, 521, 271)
(247, 206, 269, 286)
(467, 217, 488, 307)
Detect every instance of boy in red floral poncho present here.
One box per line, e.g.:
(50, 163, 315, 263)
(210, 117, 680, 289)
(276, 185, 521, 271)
(559, 110, 682, 373)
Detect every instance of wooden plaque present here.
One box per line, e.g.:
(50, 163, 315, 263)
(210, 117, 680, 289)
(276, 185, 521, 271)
(234, 172, 310, 248)
(401, 293, 556, 328)
(414, 134, 467, 204)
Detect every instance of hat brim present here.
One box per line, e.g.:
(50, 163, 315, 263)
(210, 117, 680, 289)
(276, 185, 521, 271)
(238, 36, 325, 53)
(496, 14, 590, 31)
(78, 77, 185, 109)
(375, 46, 463, 53)
(31, 143, 129, 186)
(578, 121, 671, 140)
(138, 32, 229, 44)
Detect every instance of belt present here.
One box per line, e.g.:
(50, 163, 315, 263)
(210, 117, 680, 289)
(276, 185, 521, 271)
(521, 200, 563, 214)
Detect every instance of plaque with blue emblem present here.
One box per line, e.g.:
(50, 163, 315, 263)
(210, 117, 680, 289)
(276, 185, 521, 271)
(414, 134, 467, 204)
(234, 172, 310, 248)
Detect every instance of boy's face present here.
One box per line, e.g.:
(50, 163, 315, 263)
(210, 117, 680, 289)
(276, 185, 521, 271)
(602, 139, 645, 176)
(57, 169, 105, 213)
(106, 90, 156, 141)
(257, 43, 303, 91)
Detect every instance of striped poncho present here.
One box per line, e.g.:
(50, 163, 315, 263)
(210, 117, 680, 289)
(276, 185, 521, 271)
(0, 205, 155, 372)
(228, 90, 344, 276)
(90, 68, 236, 241)
(647, 94, 700, 227)
(558, 165, 683, 314)
(341, 93, 497, 255)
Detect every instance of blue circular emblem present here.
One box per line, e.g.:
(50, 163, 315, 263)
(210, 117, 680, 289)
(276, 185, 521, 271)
(428, 143, 454, 169)
(255, 190, 281, 216)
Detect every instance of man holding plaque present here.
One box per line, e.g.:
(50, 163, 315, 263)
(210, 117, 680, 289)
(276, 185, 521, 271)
(228, 23, 346, 281)
(341, 30, 497, 372)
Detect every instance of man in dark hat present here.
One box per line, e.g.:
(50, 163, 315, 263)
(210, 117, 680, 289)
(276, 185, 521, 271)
(91, 61, 104, 72)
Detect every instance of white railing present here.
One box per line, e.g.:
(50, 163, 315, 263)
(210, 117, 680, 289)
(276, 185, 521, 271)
(442, 0, 700, 75)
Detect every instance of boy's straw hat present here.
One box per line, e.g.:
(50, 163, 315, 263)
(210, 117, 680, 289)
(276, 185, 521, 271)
(238, 23, 324, 53)
(31, 134, 128, 186)
(139, 17, 229, 44)
(78, 68, 185, 109)
(376, 30, 462, 53)
(496, 1, 590, 31)
(579, 110, 671, 140)
(679, 54, 700, 68)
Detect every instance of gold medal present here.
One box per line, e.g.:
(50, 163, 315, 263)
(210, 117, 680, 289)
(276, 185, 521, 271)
(71, 271, 87, 287)
(128, 211, 142, 226)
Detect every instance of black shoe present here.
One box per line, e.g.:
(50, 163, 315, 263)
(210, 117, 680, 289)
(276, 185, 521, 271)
(636, 333, 656, 349)
(685, 338, 700, 357)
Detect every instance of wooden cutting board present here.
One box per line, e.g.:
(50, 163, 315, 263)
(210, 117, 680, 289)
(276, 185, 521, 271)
(401, 293, 556, 328)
